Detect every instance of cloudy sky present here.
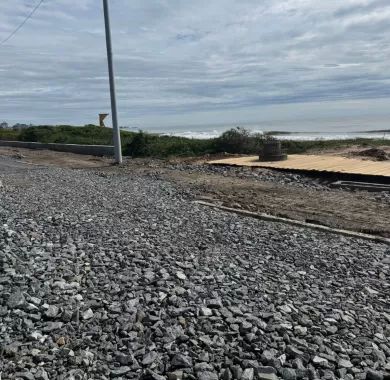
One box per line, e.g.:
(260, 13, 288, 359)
(1, 0, 390, 131)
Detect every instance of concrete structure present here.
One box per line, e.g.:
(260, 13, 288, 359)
(0, 141, 114, 156)
(259, 140, 287, 161)
(99, 113, 109, 127)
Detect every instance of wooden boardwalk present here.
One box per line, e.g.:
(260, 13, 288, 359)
(209, 155, 390, 177)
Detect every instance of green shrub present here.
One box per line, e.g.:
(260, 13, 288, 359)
(19, 126, 53, 142)
(126, 131, 152, 156)
(214, 127, 261, 154)
(125, 131, 215, 157)
(0, 129, 20, 141)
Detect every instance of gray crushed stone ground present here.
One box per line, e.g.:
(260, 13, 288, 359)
(0, 163, 389, 380)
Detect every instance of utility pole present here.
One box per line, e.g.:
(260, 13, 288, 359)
(103, 0, 122, 164)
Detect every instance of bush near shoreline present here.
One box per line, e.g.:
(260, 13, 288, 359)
(0, 125, 389, 158)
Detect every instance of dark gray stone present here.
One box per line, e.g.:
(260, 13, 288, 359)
(7, 291, 25, 309)
(366, 370, 384, 380)
(171, 353, 193, 369)
(110, 366, 132, 377)
(280, 368, 297, 380)
(197, 372, 218, 380)
(241, 368, 254, 380)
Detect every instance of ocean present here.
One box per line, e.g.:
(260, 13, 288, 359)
(123, 119, 390, 141)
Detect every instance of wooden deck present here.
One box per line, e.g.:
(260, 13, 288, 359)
(209, 155, 390, 177)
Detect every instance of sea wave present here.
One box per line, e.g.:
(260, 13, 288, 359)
(160, 130, 225, 139)
(161, 131, 390, 141)
(122, 126, 390, 141)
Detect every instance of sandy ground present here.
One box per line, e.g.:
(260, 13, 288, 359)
(309, 145, 390, 160)
(1, 146, 389, 238)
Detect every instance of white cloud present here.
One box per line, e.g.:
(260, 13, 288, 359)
(0, 0, 390, 130)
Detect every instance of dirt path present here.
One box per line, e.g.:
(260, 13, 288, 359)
(164, 170, 390, 237)
(1, 147, 389, 237)
(0, 147, 112, 169)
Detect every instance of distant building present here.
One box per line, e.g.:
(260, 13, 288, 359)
(0, 121, 9, 129)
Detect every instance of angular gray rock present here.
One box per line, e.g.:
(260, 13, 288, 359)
(110, 366, 132, 377)
(366, 369, 384, 380)
(197, 372, 218, 380)
(44, 305, 60, 318)
(171, 353, 193, 369)
(257, 366, 278, 380)
(241, 368, 254, 380)
(7, 291, 25, 309)
(143, 351, 159, 366)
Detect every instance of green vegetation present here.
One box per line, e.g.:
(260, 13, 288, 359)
(0, 128, 20, 140)
(0, 125, 135, 147)
(1, 125, 389, 158)
(213, 127, 262, 154)
(126, 131, 214, 157)
(17, 125, 135, 146)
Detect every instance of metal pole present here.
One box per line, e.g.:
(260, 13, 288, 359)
(103, 0, 122, 164)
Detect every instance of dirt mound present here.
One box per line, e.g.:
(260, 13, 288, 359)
(351, 148, 389, 161)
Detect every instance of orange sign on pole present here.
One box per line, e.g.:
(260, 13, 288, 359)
(99, 113, 109, 127)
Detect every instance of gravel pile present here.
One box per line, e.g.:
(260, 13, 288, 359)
(167, 163, 330, 191)
(350, 149, 389, 162)
(0, 164, 389, 380)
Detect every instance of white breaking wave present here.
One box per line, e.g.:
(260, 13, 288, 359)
(161, 131, 390, 141)
(160, 130, 224, 139)
(121, 126, 390, 140)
